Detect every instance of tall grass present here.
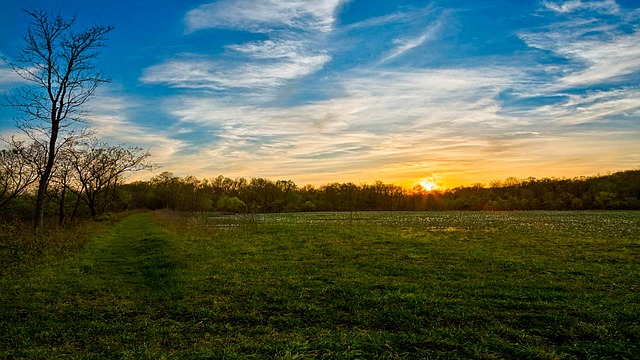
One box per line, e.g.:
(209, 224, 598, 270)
(0, 212, 130, 276)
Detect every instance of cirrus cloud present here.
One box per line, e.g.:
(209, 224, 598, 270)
(185, 0, 344, 33)
(142, 0, 346, 95)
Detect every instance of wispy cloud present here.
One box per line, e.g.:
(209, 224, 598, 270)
(343, 12, 412, 31)
(521, 25, 640, 89)
(0, 55, 25, 90)
(141, 57, 225, 90)
(542, 0, 620, 14)
(512, 88, 640, 126)
(380, 21, 442, 63)
(343, 5, 436, 31)
(184, 0, 344, 33)
(142, 0, 345, 95)
(85, 91, 186, 174)
(141, 52, 330, 90)
(555, 31, 640, 88)
(162, 67, 533, 184)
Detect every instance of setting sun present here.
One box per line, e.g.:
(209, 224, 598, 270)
(419, 179, 440, 192)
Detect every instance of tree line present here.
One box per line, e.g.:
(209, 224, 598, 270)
(3, 159, 638, 223)
(119, 169, 640, 213)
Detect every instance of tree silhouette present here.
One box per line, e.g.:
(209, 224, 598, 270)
(0, 138, 41, 209)
(4, 9, 113, 229)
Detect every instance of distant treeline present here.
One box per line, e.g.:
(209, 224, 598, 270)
(3, 169, 639, 222)
(121, 170, 640, 213)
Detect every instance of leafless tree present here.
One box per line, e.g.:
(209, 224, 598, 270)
(0, 137, 42, 209)
(70, 141, 153, 217)
(48, 140, 76, 225)
(3, 9, 113, 229)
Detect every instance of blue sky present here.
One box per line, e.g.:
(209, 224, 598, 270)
(1, 0, 639, 188)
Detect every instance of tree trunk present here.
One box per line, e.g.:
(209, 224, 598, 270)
(34, 119, 59, 230)
(58, 185, 66, 226)
(88, 191, 97, 218)
(34, 177, 47, 230)
(70, 189, 83, 223)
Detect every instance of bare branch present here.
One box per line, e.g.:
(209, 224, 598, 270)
(2, 9, 113, 228)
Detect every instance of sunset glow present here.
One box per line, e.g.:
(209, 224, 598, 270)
(419, 179, 441, 192)
(1, 1, 639, 187)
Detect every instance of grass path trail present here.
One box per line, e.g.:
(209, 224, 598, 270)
(80, 212, 183, 300)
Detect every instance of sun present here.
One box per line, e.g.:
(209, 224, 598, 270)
(419, 179, 440, 192)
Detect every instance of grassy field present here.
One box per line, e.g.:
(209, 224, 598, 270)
(1, 211, 639, 359)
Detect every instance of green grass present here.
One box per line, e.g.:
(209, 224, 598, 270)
(0, 218, 114, 277)
(1, 211, 639, 359)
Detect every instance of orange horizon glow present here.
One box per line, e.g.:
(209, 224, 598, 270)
(125, 164, 639, 192)
(419, 178, 442, 192)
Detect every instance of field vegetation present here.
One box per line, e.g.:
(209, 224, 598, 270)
(1, 210, 638, 358)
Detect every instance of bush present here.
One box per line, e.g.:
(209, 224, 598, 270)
(95, 212, 117, 222)
(300, 201, 317, 212)
(216, 196, 246, 213)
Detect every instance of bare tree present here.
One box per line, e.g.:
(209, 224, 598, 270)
(70, 141, 153, 217)
(3, 9, 113, 229)
(48, 140, 76, 225)
(0, 138, 42, 209)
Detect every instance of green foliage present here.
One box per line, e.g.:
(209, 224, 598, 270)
(300, 200, 317, 212)
(1, 211, 638, 358)
(216, 195, 246, 213)
(117, 169, 640, 213)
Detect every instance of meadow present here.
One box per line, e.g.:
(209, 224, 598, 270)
(1, 210, 638, 359)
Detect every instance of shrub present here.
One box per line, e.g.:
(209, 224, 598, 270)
(216, 196, 246, 213)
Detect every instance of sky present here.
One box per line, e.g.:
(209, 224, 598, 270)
(1, 0, 639, 189)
